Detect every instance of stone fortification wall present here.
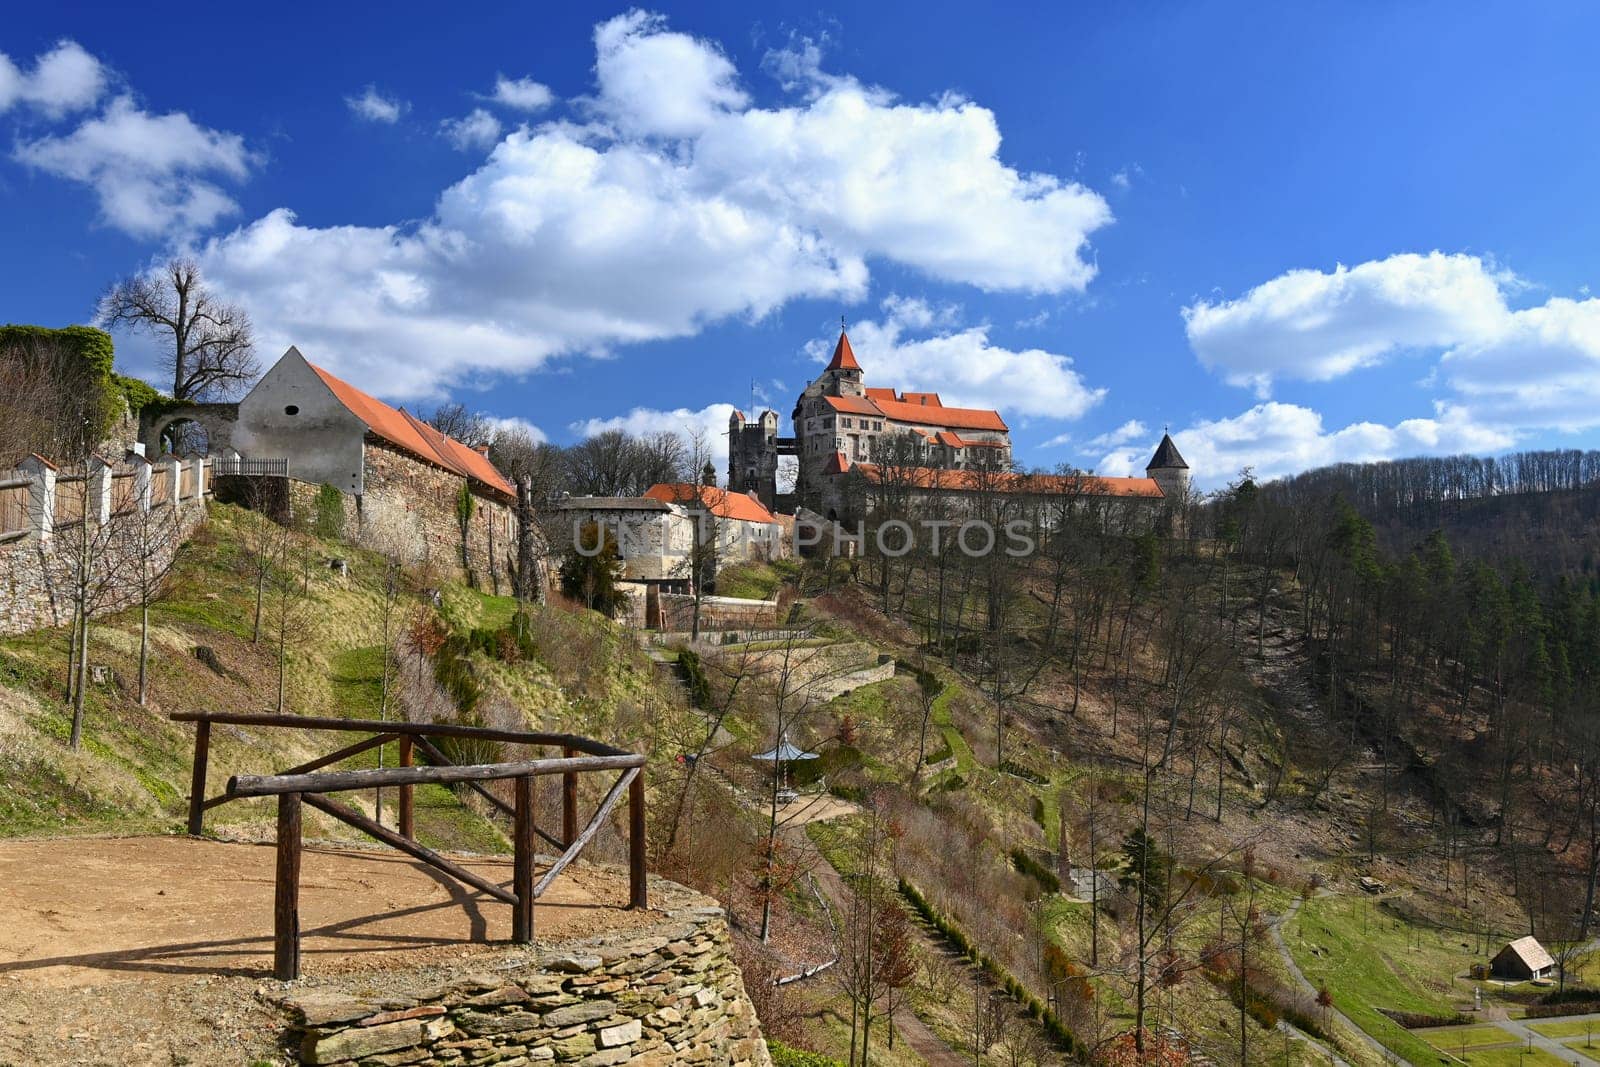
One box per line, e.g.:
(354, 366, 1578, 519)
(281, 898, 771, 1067)
(360, 441, 515, 590)
(0, 458, 211, 636)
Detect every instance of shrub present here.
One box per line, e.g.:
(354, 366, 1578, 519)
(313, 483, 345, 541)
(1379, 1009, 1474, 1028)
(432, 725, 504, 771)
(767, 1041, 843, 1067)
(998, 759, 1047, 784)
(677, 650, 713, 709)
(433, 652, 483, 717)
(1527, 1000, 1600, 1019)
(1010, 847, 1062, 894)
(899, 877, 1083, 1057)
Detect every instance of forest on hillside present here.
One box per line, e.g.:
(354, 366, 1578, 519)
(1257, 449, 1600, 584)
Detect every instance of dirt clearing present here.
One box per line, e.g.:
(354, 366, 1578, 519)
(0, 835, 652, 989)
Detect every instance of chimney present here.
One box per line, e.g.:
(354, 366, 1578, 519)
(474, 443, 491, 456)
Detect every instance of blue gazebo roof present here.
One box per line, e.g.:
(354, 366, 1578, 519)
(751, 732, 818, 762)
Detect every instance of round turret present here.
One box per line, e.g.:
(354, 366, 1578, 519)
(1145, 432, 1190, 500)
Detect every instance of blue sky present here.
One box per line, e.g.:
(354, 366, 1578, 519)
(4, 1, 1599, 487)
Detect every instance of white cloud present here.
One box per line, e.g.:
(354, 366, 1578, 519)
(1096, 402, 1513, 487)
(1184, 250, 1600, 440)
(197, 11, 1112, 399)
(14, 94, 253, 237)
(591, 10, 748, 138)
(1108, 163, 1142, 191)
(481, 413, 547, 444)
(440, 108, 502, 151)
(1183, 252, 1509, 395)
(0, 40, 107, 117)
(818, 297, 1105, 422)
(346, 85, 406, 123)
(1439, 296, 1600, 433)
(1081, 419, 1147, 452)
(1041, 432, 1072, 448)
(491, 75, 555, 112)
(571, 402, 738, 474)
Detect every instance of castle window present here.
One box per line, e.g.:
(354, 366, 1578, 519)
(284, 405, 300, 416)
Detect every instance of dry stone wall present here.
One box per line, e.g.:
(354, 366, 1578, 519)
(280, 900, 771, 1067)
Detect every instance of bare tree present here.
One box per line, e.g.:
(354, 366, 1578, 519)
(834, 794, 916, 1066)
(56, 466, 133, 748)
(424, 403, 491, 448)
(117, 483, 182, 706)
(270, 522, 316, 714)
(100, 258, 258, 401)
(0, 331, 117, 468)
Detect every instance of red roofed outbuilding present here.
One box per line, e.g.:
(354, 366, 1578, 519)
(231, 346, 519, 587)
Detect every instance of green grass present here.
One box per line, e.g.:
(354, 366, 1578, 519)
(1285, 894, 1479, 1065)
(1423, 1026, 1523, 1052)
(715, 559, 798, 601)
(1459, 1046, 1569, 1067)
(1529, 1020, 1600, 1041)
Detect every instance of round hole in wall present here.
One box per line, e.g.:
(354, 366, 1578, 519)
(284, 405, 300, 416)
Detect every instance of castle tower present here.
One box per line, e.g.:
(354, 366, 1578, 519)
(727, 407, 780, 508)
(1145, 432, 1190, 500)
(821, 329, 864, 398)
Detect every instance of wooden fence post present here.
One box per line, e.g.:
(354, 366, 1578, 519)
(398, 737, 414, 839)
(275, 791, 302, 980)
(187, 719, 211, 836)
(629, 771, 647, 910)
(513, 775, 535, 944)
(562, 746, 578, 847)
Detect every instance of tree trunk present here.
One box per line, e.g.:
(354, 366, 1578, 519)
(138, 600, 150, 706)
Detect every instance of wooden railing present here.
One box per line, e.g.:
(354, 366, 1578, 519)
(172, 711, 648, 980)
(150, 465, 173, 505)
(0, 475, 28, 542)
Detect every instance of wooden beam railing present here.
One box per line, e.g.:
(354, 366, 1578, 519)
(171, 711, 649, 981)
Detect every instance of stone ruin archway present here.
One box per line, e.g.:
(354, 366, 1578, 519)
(140, 403, 238, 457)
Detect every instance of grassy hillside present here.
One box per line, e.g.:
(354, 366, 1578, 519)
(0, 503, 686, 854)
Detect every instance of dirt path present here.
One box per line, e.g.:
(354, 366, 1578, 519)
(1488, 1016, 1600, 1065)
(775, 794, 969, 1066)
(801, 834, 970, 1067)
(1270, 896, 1398, 1067)
(0, 835, 650, 988)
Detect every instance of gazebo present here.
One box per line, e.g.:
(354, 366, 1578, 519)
(752, 732, 819, 799)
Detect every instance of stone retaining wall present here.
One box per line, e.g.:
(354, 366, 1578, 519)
(657, 594, 780, 632)
(0, 498, 207, 636)
(280, 901, 772, 1067)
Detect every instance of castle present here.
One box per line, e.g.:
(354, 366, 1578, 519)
(729, 328, 1189, 516)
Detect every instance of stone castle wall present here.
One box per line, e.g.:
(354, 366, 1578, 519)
(0, 500, 209, 637)
(282, 899, 771, 1067)
(360, 440, 516, 591)
(0, 457, 211, 637)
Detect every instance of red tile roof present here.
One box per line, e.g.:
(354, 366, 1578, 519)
(822, 395, 884, 417)
(308, 362, 516, 497)
(875, 397, 1007, 432)
(826, 330, 861, 371)
(645, 483, 780, 524)
(864, 387, 898, 403)
(852, 465, 1164, 498)
(901, 392, 943, 407)
(820, 393, 1008, 433)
